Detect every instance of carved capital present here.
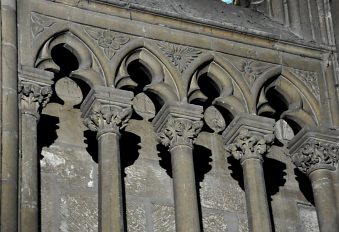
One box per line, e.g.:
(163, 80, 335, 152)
(225, 128, 274, 162)
(18, 66, 54, 119)
(153, 103, 203, 149)
(83, 104, 132, 136)
(288, 128, 339, 175)
(81, 86, 133, 137)
(158, 117, 203, 148)
(223, 115, 275, 163)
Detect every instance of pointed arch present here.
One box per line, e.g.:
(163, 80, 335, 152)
(113, 40, 183, 104)
(34, 29, 110, 87)
(186, 53, 253, 116)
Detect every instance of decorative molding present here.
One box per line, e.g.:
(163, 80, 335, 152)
(158, 117, 203, 148)
(84, 27, 130, 60)
(31, 13, 55, 38)
(225, 128, 274, 161)
(157, 42, 201, 73)
(290, 68, 320, 100)
(290, 138, 339, 174)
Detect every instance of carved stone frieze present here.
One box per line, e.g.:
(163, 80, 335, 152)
(19, 66, 54, 118)
(290, 68, 320, 100)
(84, 27, 130, 60)
(225, 128, 274, 161)
(288, 127, 339, 174)
(31, 13, 55, 38)
(157, 42, 201, 73)
(153, 103, 203, 149)
(223, 115, 275, 162)
(80, 86, 134, 136)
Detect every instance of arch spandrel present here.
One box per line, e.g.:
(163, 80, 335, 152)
(33, 29, 112, 87)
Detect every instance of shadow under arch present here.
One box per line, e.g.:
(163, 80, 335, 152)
(34, 30, 108, 88)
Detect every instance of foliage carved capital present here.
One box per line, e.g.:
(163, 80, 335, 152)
(288, 127, 339, 175)
(225, 128, 274, 162)
(18, 67, 54, 119)
(80, 86, 134, 138)
(84, 104, 132, 136)
(153, 103, 204, 150)
(290, 139, 339, 174)
(158, 117, 203, 149)
(223, 115, 275, 163)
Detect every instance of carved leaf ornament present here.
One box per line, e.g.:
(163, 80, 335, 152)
(31, 13, 55, 37)
(290, 68, 320, 100)
(158, 117, 203, 148)
(158, 42, 201, 73)
(225, 129, 274, 160)
(19, 82, 53, 110)
(85, 28, 129, 60)
(84, 105, 132, 134)
(291, 140, 339, 174)
(238, 59, 271, 86)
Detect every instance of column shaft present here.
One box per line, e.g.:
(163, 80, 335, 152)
(1, 1, 18, 231)
(242, 158, 272, 232)
(309, 170, 339, 232)
(171, 145, 200, 232)
(98, 132, 124, 232)
(20, 113, 39, 232)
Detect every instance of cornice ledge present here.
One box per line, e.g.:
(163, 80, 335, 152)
(18, 65, 54, 86)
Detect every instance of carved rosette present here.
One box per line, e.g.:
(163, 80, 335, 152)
(157, 42, 201, 73)
(225, 128, 274, 162)
(290, 139, 339, 174)
(158, 117, 203, 149)
(19, 81, 52, 118)
(83, 104, 132, 136)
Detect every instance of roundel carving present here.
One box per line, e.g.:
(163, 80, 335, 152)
(133, 93, 156, 120)
(204, 106, 226, 133)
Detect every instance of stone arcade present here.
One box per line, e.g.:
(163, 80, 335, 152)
(1, 0, 339, 231)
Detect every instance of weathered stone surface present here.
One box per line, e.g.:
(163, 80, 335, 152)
(202, 210, 228, 232)
(126, 201, 147, 232)
(200, 175, 245, 212)
(298, 204, 319, 232)
(59, 194, 98, 231)
(152, 204, 176, 232)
